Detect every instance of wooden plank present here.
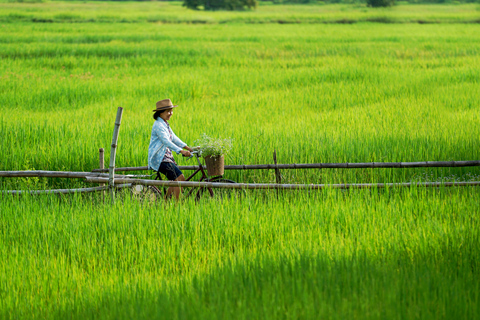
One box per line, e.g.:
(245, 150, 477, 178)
(85, 176, 480, 190)
(0, 171, 150, 178)
(90, 160, 480, 172)
(1, 184, 132, 195)
(92, 166, 149, 172)
(0, 171, 102, 178)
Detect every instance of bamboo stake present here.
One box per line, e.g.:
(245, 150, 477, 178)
(99, 148, 105, 182)
(90, 160, 480, 173)
(109, 107, 123, 203)
(99, 148, 105, 200)
(85, 176, 480, 190)
(99, 148, 105, 171)
(273, 150, 282, 184)
(1, 184, 132, 196)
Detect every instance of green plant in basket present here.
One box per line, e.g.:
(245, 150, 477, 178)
(195, 133, 233, 158)
(195, 134, 233, 176)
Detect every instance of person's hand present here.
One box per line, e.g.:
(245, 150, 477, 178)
(185, 146, 194, 152)
(181, 149, 192, 157)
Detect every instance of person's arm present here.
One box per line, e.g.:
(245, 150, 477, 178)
(171, 131, 187, 149)
(153, 123, 183, 154)
(172, 130, 193, 156)
(154, 123, 192, 157)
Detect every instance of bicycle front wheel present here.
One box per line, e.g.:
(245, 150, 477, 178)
(195, 179, 243, 201)
(131, 184, 163, 204)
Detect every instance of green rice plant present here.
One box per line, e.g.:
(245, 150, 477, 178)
(0, 5, 479, 318)
(0, 187, 479, 319)
(1, 22, 478, 187)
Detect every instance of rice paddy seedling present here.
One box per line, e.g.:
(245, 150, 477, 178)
(1, 188, 480, 319)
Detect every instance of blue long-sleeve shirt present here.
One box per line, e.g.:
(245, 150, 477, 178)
(148, 118, 187, 171)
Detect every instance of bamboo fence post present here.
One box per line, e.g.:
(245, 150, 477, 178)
(99, 148, 105, 174)
(109, 107, 124, 203)
(99, 148, 105, 199)
(273, 150, 282, 184)
(273, 150, 282, 198)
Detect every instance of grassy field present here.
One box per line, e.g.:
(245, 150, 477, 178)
(1, 1, 480, 24)
(1, 2, 480, 319)
(1, 188, 479, 319)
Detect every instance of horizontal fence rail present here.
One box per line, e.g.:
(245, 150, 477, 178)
(85, 177, 480, 190)
(3, 160, 479, 195)
(0, 171, 151, 179)
(90, 160, 480, 173)
(1, 184, 132, 195)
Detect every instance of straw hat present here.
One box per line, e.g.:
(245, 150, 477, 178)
(153, 99, 178, 112)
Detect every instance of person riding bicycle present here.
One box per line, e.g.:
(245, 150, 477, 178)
(148, 99, 193, 200)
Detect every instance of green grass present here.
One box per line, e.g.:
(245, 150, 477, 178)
(1, 3, 480, 319)
(1, 21, 479, 187)
(0, 2, 479, 24)
(1, 188, 479, 319)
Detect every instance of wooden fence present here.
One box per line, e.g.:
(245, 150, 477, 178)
(2, 107, 479, 197)
(2, 184, 132, 196)
(91, 160, 480, 173)
(0, 171, 149, 179)
(85, 176, 480, 191)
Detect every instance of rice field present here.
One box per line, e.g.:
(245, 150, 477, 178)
(1, 188, 479, 319)
(1, 2, 480, 319)
(1, 1, 479, 24)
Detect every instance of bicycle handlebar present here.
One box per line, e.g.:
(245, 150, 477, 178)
(184, 146, 201, 159)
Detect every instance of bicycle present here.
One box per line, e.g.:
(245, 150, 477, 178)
(131, 147, 239, 202)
